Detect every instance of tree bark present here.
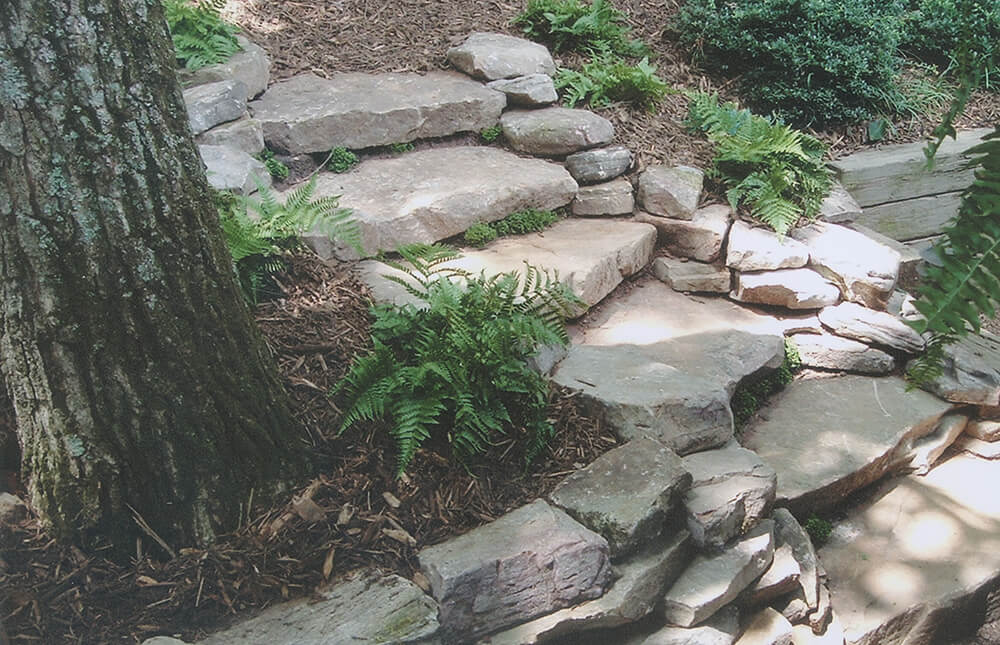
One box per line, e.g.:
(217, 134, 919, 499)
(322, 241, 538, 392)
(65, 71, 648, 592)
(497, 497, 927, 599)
(0, 0, 308, 551)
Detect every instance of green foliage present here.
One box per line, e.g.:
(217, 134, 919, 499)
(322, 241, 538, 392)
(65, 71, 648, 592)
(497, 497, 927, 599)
(675, 0, 908, 126)
(390, 142, 415, 154)
(163, 0, 242, 71)
(327, 147, 359, 173)
(732, 338, 801, 429)
(901, 0, 999, 87)
(463, 209, 560, 247)
(219, 176, 361, 301)
(335, 244, 584, 475)
(463, 222, 499, 247)
(685, 92, 833, 237)
(804, 515, 833, 545)
(513, 0, 647, 56)
(256, 149, 289, 181)
(556, 47, 670, 109)
(480, 125, 504, 143)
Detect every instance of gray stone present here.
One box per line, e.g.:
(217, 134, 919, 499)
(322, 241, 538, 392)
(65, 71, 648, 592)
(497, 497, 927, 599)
(501, 108, 614, 156)
(637, 166, 704, 220)
(662, 521, 775, 627)
(817, 181, 862, 224)
(250, 72, 505, 154)
(818, 302, 924, 353)
(0, 493, 27, 525)
(571, 178, 635, 216)
(886, 289, 921, 322)
(198, 144, 270, 195)
(741, 375, 952, 515)
(968, 417, 1000, 441)
(789, 615, 845, 645)
(909, 410, 970, 474)
(913, 332, 1000, 406)
(735, 608, 793, 645)
(141, 639, 190, 645)
(789, 332, 896, 375)
(447, 32, 556, 81)
(177, 35, 271, 98)
(731, 269, 841, 310)
(643, 606, 740, 645)
(955, 435, 1000, 459)
(652, 257, 731, 293)
(745, 544, 801, 606)
(807, 575, 833, 635)
(726, 221, 810, 272)
(485, 530, 693, 644)
(199, 572, 438, 644)
(487, 73, 558, 106)
(775, 591, 812, 626)
(791, 222, 900, 310)
(849, 223, 924, 292)
(196, 116, 265, 155)
(637, 205, 731, 263)
(418, 499, 612, 641)
(853, 191, 962, 242)
(299, 147, 576, 259)
(549, 437, 691, 558)
(565, 145, 632, 184)
(183, 79, 248, 135)
(772, 509, 820, 611)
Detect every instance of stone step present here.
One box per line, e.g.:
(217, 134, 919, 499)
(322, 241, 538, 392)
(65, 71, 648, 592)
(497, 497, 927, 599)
(852, 191, 962, 242)
(294, 146, 578, 259)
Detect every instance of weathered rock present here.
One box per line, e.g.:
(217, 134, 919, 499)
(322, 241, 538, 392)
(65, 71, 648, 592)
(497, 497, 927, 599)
(818, 302, 924, 354)
(0, 493, 27, 525)
(447, 32, 556, 81)
(487, 73, 558, 106)
(731, 269, 841, 310)
(196, 116, 265, 155)
(571, 178, 634, 216)
(141, 638, 189, 645)
(791, 222, 900, 309)
(849, 223, 924, 292)
(769, 314, 824, 336)
(177, 35, 271, 98)
(807, 576, 833, 635)
(300, 147, 576, 259)
(198, 144, 270, 195)
(183, 79, 248, 135)
(909, 411, 970, 475)
(418, 499, 612, 641)
(652, 257, 731, 294)
(637, 166, 704, 220)
(199, 572, 439, 644)
(735, 607, 793, 645)
(549, 437, 691, 558)
(886, 289, 921, 322)
(913, 332, 1000, 406)
(741, 375, 952, 515)
(853, 191, 962, 242)
(955, 435, 1000, 459)
(637, 205, 731, 263)
(644, 606, 740, 645)
(250, 72, 505, 154)
(968, 417, 1000, 441)
(726, 221, 810, 272)
(817, 181, 861, 224)
(745, 543, 801, 607)
(775, 590, 812, 626)
(772, 509, 820, 611)
(789, 332, 895, 375)
(501, 108, 614, 156)
(789, 615, 845, 645)
(564, 146, 632, 184)
(484, 530, 692, 644)
(662, 520, 775, 627)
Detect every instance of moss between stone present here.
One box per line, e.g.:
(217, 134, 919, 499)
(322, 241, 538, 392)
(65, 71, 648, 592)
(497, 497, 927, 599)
(733, 338, 801, 431)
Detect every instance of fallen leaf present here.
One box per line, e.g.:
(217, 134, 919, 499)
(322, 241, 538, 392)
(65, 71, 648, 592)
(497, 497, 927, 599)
(336, 503, 354, 526)
(292, 497, 326, 523)
(382, 492, 401, 509)
(382, 528, 417, 547)
(322, 546, 336, 580)
(412, 571, 431, 593)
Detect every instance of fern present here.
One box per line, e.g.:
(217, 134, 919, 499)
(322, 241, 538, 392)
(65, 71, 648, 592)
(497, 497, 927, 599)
(163, 0, 242, 71)
(555, 45, 670, 109)
(335, 245, 583, 475)
(513, 0, 648, 56)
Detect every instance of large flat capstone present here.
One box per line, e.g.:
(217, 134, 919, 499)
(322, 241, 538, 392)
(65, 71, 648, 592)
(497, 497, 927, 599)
(298, 147, 577, 259)
(249, 72, 506, 154)
(913, 332, 1000, 406)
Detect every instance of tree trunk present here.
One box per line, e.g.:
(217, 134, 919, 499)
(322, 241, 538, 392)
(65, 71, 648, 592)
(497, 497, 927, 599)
(0, 0, 308, 551)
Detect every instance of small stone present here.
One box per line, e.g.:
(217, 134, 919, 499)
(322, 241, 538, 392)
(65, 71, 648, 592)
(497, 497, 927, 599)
(652, 257, 731, 293)
(775, 590, 812, 625)
(745, 544, 801, 607)
(790, 332, 896, 375)
(731, 269, 841, 310)
(501, 107, 615, 156)
(0, 493, 27, 525)
(565, 145, 632, 184)
(790, 614, 845, 645)
(571, 178, 635, 216)
(735, 607, 794, 645)
(807, 579, 832, 635)
(198, 144, 270, 195)
(637, 205, 731, 263)
(177, 35, 270, 99)
(637, 166, 704, 220)
(911, 332, 1000, 406)
(955, 435, 1000, 459)
(141, 638, 191, 645)
(643, 605, 740, 645)
(817, 181, 862, 224)
(184, 79, 249, 135)
(849, 224, 924, 292)
(772, 509, 820, 611)
(967, 418, 1000, 441)
(487, 74, 558, 106)
(196, 116, 265, 156)
(726, 221, 810, 272)
(447, 32, 556, 81)
(818, 302, 924, 354)
(908, 411, 969, 475)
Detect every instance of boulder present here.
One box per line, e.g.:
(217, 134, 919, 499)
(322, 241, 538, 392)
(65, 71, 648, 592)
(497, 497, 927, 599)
(652, 257, 731, 294)
(487, 73, 558, 106)
(726, 221, 809, 272)
(571, 178, 635, 216)
(250, 72, 505, 154)
(735, 608, 793, 645)
(818, 302, 924, 353)
(643, 606, 740, 645)
(636, 205, 731, 263)
(501, 107, 614, 156)
(177, 35, 271, 98)
(912, 332, 1000, 406)
(198, 144, 270, 195)
(730, 269, 841, 310)
(637, 166, 704, 220)
(789, 332, 895, 375)
(848, 223, 924, 292)
(196, 115, 265, 155)
(817, 181, 861, 224)
(183, 79, 248, 135)
(564, 145, 632, 184)
(446, 32, 556, 81)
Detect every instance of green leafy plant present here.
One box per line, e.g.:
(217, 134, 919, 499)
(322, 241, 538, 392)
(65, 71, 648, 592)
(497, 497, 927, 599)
(390, 142, 415, 154)
(463, 222, 499, 247)
(327, 147, 359, 173)
(256, 149, 289, 181)
(513, 0, 647, 56)
(335, 244, 583, 475)
(480, 125, 504, 143)
(732, 338, 801, 429)
(685, 92, 833, 237)
(163, 0, 242, 71)
(463, 208, 561, 247)
(804, 515, 834, 545)
(901, 0, 999, 88)
(556, 47, 669, 109)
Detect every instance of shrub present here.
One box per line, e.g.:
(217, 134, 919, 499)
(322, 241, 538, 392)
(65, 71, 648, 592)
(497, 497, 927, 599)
(686, 92, 833, 237)
(256, 149, 289, 181)
(480, 125, 504, 143)
(901, 0, 999, 87)
(335, 244, 583, 475)
(556, 48, 670, 109)
(675, 0, 908, 126)
(163, 0, 242, 70)
(513, 0, 647, 56)
(327, 147, 359, 173)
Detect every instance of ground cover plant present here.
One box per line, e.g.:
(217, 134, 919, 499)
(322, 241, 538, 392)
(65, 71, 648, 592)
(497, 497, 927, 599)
(556, 46, 669, 109)
(256, 148, 290, 181)
(463, 208, 561, 246)
(327, 146, 359, 173)
(163, 0, 242, 70)
(901, 0, 999, 88)
(513, 0, 646, 56)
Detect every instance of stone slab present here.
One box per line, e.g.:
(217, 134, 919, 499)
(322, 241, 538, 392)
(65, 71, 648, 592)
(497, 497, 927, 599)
(818, 302, 924, 354)
(636, 205, 731, 263)
(746, 543, 801, 606)
(909, 411, 970, 474)
(773, 508, 820, 611)
(198, 144, 270, 195)
(731, 269, 841, 310)
(643, 606, 740, 645)
(735, 607, 793, 645)
(914, 332, 1000, 406)
(572, 178, 634, 216)
(637, 166, 704, 220)
(177, 35, 270, 99)
(183, 79, 248, 135)
(196, 115, 265, 155)
(487, 74, 558, 106)
(968, 417, 1000, 441)
(447, 32, 556, 81)
(652, 256, 731, 294)
(853, 192, 962, 242)
(848, 223, 923, 292)
(956, 435, 1000, 459)
(727, 221, 809, 272)
(501, 107, 614, 156)
(789, 332, 895, 375)
(818, 181, 861, 224)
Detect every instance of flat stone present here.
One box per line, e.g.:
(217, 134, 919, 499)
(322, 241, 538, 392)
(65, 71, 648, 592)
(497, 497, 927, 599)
(913, 332, 1000, 406)
(849, 224, 923, 292)
(820, 452, 1000, 645)
(789, 332, 896, 375)
(0, 493, 27, 525)
(571, 178, 634, 216)
(853, 191, 962, 242)
(817, 181, 861, 224)
(741, 375, 952, 515)
(735, 608, 793, 645)
(447, 32, 556, 81)
(745, 544, 801, 606)
(501, 108, 614, 157)
(636, 205, 731, 263)
(726, 221, 809, 272)
(968, 417, 1000, 441)
(250, 72, 505, 154)
(548, 437, 692, 558)
(196, 115, 265, 155)
(886, 289, 921, 322)
(768, 314, 824, 336)
(142, 639, 190, 645)
(909, 410, 970, 474)
(791, 222, 900, 309)
(487, 73, 558, 106)
(183, 79, 248, 135)
(818, 302, 924, 354)
(643, 606, 740, 645)
(300, 147, 576, 259)
(652, 257, 731, 294)
(198, 144, 270, 195)
(956, 435, 1000, 459)
(565, 146, 632, 184)
(486, 530, 693, 644)
(807, 574, 833, 635)
(772, 509, 820, 611)
(199, 572, 438, 644)
(637, 166, 704, 220)
(731, 269, 841, 310)
(418, 499, 612, 641)
(775, 591, 812, 625)
(177, 35, 270, 98)
(662, 521, 775, 627)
